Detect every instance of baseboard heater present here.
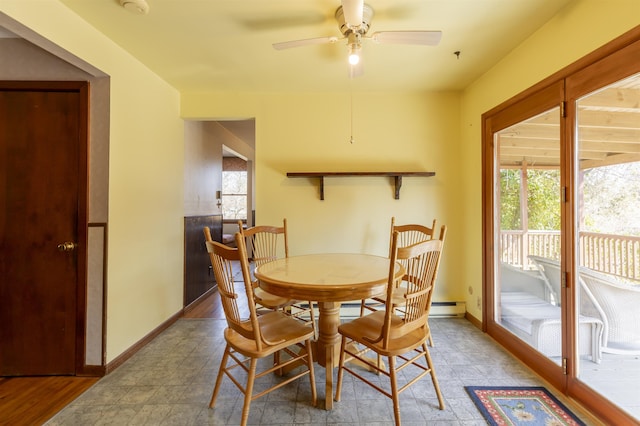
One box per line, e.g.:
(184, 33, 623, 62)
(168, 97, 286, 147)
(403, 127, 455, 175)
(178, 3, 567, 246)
(336, 301, 466, 318)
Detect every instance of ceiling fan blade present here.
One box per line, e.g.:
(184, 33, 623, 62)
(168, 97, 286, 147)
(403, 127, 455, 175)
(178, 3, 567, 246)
(371, 31, 442, 46)
(272, 36, 339, 50)
(238, 13, 328, 31)
(341, 0, 364, 28)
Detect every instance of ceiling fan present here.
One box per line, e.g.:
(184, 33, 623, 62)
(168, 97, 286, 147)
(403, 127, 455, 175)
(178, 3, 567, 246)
(272, 0, 442, 77)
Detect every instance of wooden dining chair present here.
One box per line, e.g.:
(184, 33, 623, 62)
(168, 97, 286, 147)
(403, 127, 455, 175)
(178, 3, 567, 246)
(360, 217, 440, 345)
(335, 229, 447, 425)
(238, 219, 317, 337)
(203, 228, 317, 426)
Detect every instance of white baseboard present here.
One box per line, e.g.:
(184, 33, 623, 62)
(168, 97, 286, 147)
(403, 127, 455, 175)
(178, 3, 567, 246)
(336, 301, 466, 318)
(428, 301, 466, 318)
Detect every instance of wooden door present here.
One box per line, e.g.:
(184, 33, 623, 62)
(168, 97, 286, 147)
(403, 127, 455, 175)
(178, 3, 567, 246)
(0, 81, 88, 376)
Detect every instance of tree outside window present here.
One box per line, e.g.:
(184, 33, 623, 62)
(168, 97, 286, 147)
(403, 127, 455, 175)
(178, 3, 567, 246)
(500, 168, 560, 231)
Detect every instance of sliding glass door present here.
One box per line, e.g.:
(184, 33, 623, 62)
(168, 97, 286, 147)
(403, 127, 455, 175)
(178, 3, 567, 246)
(484, 35, 640, 425)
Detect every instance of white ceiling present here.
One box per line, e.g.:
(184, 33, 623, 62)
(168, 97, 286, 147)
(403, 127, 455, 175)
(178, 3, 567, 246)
(57, 0, 574, 93)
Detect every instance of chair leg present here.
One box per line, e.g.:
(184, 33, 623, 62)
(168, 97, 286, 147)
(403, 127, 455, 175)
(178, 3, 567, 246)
(388, 355, 401, 426)
(359, 300, 367, 317)
(422, 342, 445, 410)
(240, 357, 258, 426)
(274, 348, 283, 376)
(428, 335, 435, 347)
(334, 335, 348, 402)
(305, 338, 317, 406)
(308, 301, 317, 339)
(209, 344, 231, 408)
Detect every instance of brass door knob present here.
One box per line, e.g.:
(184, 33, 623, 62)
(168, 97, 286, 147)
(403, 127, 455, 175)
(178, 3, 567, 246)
(57, 242, 77, 252)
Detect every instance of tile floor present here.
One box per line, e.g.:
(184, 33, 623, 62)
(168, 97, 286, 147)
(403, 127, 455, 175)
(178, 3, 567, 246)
(46, 318, 597, 425)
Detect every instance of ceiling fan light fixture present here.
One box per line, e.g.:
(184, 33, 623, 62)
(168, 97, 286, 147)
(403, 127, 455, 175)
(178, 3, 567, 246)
(347, 32, 361, 65)
(348, 44, 361, 65)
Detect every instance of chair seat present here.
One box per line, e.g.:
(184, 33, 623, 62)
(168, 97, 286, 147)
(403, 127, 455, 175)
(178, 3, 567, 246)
(369, 287, 406, 307)
(253, 287, 293, 310)
(391, 287, 407, 306)
(338, 311, 430, 357)
(225, 311, 314, 357)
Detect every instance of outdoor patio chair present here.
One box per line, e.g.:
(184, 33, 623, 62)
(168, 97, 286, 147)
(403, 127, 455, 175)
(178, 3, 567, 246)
(528, 255, 562, 305)
(579, 267, 640, 355)
(501, 255, 604, 362)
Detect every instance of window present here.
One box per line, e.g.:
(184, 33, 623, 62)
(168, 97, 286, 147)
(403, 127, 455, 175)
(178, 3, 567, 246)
(222, 157, 247, 220)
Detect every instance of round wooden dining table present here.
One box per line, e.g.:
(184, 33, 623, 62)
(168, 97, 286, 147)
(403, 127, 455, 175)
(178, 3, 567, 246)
(254, 253, 403, 409)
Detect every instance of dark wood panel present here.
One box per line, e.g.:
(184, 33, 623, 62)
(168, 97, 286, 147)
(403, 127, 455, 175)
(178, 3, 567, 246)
(184, 215, 222, 307)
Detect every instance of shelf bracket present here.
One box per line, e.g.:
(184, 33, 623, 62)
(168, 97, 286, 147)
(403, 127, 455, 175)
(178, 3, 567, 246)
(319, 176, 325, 200)
(394, 176, 402, 200)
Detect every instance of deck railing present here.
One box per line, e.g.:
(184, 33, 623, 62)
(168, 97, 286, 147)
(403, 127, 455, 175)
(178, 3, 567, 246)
(500, 230, 640, 282)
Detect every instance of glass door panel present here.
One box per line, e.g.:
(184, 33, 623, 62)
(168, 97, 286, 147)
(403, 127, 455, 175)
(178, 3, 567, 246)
(494, 107, 563, 365)
(575, 72, 640, 420)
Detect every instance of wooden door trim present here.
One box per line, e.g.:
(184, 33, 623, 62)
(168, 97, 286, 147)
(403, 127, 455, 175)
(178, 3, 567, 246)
(74, 81, 90, 375)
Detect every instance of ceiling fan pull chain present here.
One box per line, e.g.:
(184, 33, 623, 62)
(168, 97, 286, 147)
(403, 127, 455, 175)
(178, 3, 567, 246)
(350, 90, 355, 144)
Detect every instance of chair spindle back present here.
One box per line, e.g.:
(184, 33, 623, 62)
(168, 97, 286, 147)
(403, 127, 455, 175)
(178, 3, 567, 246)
(204, 228, 264, 351)
(380, 228, 446, 346)
(238, 219, 288, 267)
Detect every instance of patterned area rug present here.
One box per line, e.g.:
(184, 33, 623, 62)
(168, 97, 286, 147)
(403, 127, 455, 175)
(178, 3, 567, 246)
(465, 386, 586, 426)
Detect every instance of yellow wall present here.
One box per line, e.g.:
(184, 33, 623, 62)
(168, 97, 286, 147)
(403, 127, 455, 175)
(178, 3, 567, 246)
(1, 0, 185, 362)
(182, 91, 465, 302)
(460, 0, 640, 320)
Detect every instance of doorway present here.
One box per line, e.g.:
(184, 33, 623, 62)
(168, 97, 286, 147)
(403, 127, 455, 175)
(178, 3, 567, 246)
(218, 118, 255, 230)
(0, 81, 88, 376)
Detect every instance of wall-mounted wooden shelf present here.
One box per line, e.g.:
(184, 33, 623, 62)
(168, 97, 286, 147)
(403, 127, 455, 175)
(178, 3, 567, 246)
(286, 172, 435, 200)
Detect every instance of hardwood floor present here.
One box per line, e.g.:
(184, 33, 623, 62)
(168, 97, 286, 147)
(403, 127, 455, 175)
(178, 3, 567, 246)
(0, 291, 222, 425)
(184, 289, 225, 319)
(0, 376, 98, 425)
